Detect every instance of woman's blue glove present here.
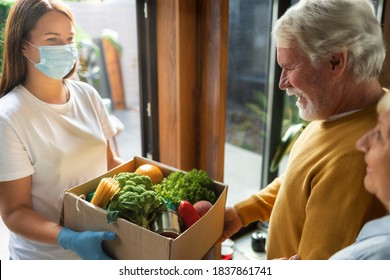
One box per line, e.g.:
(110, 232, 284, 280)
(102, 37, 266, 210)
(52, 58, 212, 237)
(58, 227, 116, 260)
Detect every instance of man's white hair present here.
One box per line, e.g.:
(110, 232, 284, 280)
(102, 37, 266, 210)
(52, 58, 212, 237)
(272, 0, 386, 82)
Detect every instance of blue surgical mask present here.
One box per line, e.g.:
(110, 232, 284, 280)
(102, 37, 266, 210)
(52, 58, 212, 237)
(25, 41, 78, 80)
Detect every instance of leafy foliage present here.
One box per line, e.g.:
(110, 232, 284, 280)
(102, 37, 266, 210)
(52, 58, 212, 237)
(154, 169, 217, 208)
(106, 172, 167, 229)
(0, 0, 14, 75)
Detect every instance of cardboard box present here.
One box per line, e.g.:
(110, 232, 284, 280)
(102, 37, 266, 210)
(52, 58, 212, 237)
(62, 156, 227, 260)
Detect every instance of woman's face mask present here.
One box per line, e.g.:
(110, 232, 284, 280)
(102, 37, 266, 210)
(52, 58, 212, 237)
(24, 40, 78, 80)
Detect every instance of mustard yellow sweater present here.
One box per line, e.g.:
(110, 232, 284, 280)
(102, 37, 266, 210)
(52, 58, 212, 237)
(235, 105, 387, 260)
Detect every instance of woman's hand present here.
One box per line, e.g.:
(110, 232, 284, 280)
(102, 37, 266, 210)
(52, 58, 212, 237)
(58, 227, 116, 260)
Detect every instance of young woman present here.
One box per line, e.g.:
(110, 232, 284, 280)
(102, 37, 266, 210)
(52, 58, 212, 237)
(0, 0, 123, 259)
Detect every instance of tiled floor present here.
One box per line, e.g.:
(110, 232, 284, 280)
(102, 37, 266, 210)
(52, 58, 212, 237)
(0, 108, 264, 260)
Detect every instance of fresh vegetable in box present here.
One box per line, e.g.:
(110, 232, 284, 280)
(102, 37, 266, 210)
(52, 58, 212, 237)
(178, 200, 201, 230)
(193, 200, 213, 217)
(105, 172, 167, 230)
(154, 169, 217, 208)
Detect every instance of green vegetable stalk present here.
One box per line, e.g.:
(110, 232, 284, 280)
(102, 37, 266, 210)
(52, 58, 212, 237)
(106, 172, 167, 229)
(154, 169, 217, 208)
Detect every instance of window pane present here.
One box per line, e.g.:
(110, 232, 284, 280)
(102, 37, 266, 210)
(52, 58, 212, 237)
(225, 0, 272, 205)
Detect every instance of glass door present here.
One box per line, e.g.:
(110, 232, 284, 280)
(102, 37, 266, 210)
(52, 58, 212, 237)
(224, 0, 273, 205)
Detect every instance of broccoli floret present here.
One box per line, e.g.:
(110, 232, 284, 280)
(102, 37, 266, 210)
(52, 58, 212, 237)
(154, 169, 217, 207)
(115, 172, 153, 190)
(106, 172, 166, 229)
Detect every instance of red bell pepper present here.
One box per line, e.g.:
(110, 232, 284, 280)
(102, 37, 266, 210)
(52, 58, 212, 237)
(178, 200, 201, 229)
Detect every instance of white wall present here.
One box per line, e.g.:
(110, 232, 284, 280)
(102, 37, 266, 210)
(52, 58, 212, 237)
(66, 0, 140, 109)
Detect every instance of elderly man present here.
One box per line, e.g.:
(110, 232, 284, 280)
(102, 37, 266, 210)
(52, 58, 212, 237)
(221, 0, 387, 260)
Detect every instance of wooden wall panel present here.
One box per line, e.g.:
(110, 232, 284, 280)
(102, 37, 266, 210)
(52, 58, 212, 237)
(156, 0, 228, 181)
(156, 0, 178, 166)
(197, 0, 228, 181)
(156, 0, 197, 171)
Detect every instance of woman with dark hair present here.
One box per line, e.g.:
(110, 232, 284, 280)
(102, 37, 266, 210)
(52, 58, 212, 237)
(0, 0, 123, 259)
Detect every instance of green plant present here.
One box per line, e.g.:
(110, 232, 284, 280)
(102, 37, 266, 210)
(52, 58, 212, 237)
(154, 169, 217, 208)
(282, 94, 304, 135)
(106, 172, 167, 230)
(245, 90, 267, 124)
(75, 25, 101, 89)
(0, 0, 14, 75)
(270, 93, 308, 172)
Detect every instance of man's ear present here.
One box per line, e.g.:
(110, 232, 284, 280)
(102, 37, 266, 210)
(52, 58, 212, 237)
(330, 50, 348, 78)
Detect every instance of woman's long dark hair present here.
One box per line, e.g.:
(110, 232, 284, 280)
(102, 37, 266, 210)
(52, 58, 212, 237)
(0, 0, 76, 97)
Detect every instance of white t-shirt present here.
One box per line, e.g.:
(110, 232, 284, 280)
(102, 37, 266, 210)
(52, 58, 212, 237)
(0, 80, 117, 259)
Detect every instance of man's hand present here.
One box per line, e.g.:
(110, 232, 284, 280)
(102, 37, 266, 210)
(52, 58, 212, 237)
(219, 206, 243, 243)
